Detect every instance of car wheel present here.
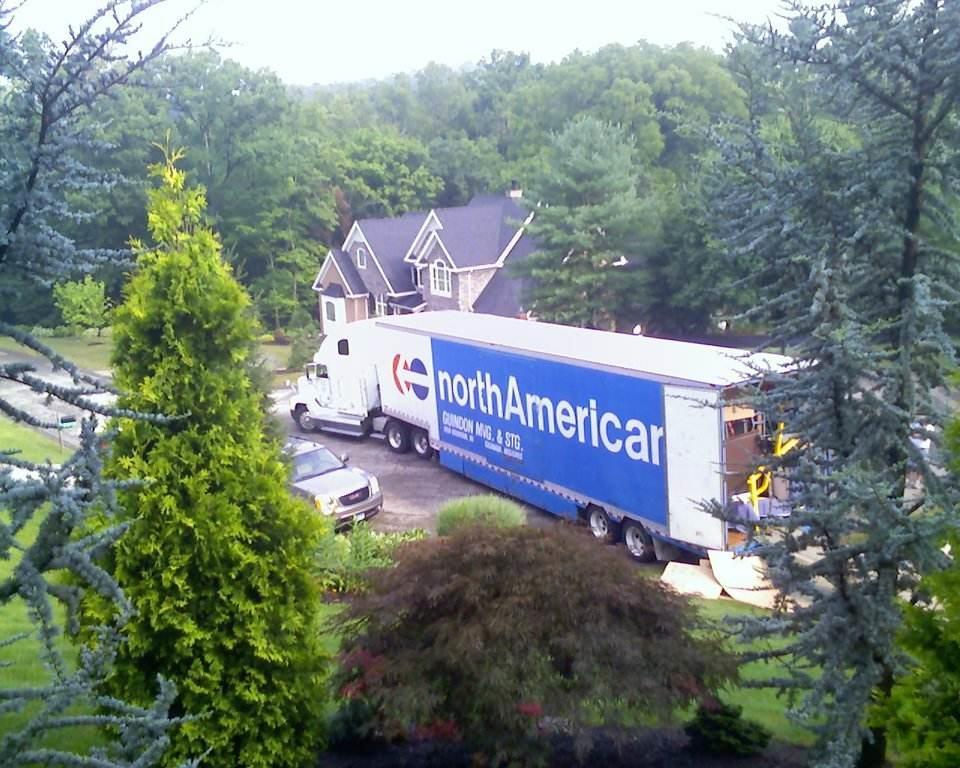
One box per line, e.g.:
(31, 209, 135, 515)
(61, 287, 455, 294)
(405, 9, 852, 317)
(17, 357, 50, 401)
(294, 406, 313, 432)
(411, 427, 434, 459)
(588, 506, 620, 545)
(385, 420, 411, 453)
(623, 520, 657, 563)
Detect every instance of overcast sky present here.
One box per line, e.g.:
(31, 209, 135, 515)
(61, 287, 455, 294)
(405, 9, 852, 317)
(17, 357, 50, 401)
(12, 0, 788, 86)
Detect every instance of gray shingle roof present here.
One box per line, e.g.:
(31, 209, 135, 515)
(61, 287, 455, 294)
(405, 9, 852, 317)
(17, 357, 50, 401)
(389, 294, 427, 310)
(356, 211, 426, 293)
(433, 195, 529, 269)
(329, 248, 367, 295)
(472, 231, 536, 317)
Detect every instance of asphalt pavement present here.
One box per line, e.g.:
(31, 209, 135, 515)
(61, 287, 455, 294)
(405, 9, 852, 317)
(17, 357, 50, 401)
(283, 414, 557, 534)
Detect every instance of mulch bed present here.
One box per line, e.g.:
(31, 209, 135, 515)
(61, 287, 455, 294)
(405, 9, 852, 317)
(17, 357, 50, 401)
(320, 727, 808, 768)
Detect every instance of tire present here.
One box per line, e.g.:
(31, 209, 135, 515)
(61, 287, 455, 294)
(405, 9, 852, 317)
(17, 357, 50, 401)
(385, 420, 411, 453)
(588, 506, 620, 545)
(411, 427, 434, 459)
(623, 520, 657, 563)
(293, 406, 313, 432)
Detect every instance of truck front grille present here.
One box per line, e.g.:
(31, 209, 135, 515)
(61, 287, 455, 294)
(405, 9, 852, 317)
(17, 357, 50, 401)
(339, 487, 370, 506)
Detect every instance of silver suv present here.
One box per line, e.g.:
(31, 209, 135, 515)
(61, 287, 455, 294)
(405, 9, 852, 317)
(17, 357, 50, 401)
(285, 439, 383, 531)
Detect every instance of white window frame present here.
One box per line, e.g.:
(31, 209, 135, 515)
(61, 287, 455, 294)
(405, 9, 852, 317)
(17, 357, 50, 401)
(375, 294, 387, 316)
(430, 259, 451, 297)
(411, 265, 423, 289)
(325, 301, 337, 322)
(356, 246, 367, 269)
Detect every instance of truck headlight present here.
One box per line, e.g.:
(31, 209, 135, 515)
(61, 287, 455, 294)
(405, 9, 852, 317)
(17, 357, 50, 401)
(314, 494, 337, 515)
(368, 476, 380, 495)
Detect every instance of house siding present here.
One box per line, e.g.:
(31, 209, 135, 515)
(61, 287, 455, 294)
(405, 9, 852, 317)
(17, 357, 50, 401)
(318, 269, 368, 325)
(346, 297, 367, 322)
(421, 239, 460, 310)
(348, 239, 392, 296)
(458, 267, 498, 310)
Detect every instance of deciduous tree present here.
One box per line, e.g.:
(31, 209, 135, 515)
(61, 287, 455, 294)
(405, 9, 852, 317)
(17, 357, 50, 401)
(53, 275, 112, 336)
(338, 524, 734, 764)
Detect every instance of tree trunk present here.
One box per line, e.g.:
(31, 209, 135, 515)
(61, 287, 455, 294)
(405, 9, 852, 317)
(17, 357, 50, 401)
(857, 666, 894, 768)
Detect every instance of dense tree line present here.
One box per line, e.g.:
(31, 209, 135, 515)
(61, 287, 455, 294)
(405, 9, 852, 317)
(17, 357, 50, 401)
(4, 41, 755, 334)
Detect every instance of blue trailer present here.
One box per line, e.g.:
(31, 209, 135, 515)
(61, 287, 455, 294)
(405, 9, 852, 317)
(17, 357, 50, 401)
(289, 311, 791, 560)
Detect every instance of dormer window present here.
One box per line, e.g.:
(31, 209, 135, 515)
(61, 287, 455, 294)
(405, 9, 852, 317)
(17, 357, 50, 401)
(412, 266, 423, 289)
(356, 247, 367, 269)
(430, 258, 451, 297)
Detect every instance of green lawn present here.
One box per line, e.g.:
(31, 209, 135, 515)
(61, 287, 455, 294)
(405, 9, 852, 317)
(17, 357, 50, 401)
(0, 418, 69, 464)
(1, 333, 298, 391)
(0, 511, 106, 757)
(0, 333, 113, 373)
(0, 418, 99, 755)
(694, 597, 813, 745)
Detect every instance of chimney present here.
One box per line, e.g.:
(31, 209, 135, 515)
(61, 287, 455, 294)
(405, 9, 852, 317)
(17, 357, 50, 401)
(507, 180, 522, 199)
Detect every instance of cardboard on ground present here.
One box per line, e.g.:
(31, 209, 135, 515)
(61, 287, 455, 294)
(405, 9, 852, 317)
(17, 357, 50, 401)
(660, 561, 723, 599)
(707, 549, 772, 592)
(659, 549, 782, 608)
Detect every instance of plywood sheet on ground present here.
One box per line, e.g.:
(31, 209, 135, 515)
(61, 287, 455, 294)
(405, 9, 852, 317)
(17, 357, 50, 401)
(660, 562, 723, 600)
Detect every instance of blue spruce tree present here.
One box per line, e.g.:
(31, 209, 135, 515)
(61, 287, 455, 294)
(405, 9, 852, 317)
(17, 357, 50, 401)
(710, 2, 960, 767)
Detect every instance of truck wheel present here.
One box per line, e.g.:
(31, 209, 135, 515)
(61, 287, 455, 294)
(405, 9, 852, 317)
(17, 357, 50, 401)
(411, 427, 434, 459)
(293, 406, 313, 432)
(623, 521, 657, 563)
(385, 420, 411, 453)
(588, 506, 620, 545)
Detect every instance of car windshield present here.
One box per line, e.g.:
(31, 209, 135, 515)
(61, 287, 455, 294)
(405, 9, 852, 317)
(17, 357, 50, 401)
(291, 447, 343, 481)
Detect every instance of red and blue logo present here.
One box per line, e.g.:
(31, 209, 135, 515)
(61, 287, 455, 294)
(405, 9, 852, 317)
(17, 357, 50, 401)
(392, 354, 430, 401)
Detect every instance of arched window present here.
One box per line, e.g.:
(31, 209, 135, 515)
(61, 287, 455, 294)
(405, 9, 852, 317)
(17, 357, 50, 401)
(430, 259, 451, 297)
(356, 247, 367, 269)
(325, 301, 337, 322)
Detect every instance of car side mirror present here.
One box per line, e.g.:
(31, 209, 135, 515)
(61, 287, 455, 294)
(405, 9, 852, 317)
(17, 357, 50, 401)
(340, 453, 349, 464)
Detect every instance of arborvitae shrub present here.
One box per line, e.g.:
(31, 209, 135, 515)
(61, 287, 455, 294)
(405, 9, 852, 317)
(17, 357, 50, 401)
(83, 152, 333, 768)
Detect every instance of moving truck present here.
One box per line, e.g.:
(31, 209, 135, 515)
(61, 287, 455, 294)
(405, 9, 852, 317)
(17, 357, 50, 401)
(288, 312, 792, 560)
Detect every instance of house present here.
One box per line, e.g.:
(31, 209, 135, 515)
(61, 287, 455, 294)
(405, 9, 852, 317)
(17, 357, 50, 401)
(312, 191, 535, 332)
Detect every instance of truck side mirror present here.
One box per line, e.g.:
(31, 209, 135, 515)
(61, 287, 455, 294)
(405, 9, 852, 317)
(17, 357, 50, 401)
(339, 453, 350, 464)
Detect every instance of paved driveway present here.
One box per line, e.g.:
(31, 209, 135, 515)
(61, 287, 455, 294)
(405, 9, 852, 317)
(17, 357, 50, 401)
(283, 416, 556, 534)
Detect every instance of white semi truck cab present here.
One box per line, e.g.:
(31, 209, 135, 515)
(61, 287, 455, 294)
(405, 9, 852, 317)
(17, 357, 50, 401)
(288, 312, 794, 560)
